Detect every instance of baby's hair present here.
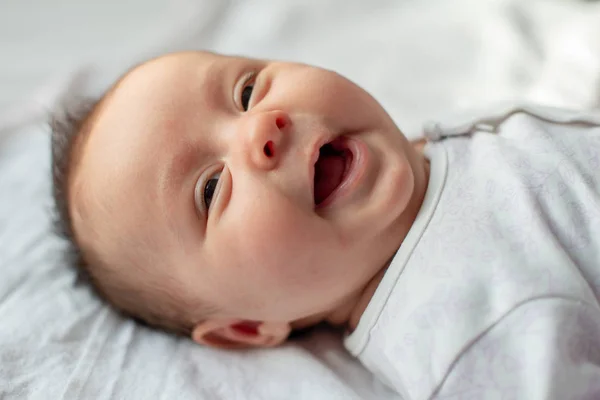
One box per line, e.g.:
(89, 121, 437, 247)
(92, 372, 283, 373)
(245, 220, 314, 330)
(49, 90, 210, 337)
(50, 97, 96, 242)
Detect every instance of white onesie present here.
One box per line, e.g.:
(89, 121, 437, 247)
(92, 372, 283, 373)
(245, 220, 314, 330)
(344, 104, 600, 400)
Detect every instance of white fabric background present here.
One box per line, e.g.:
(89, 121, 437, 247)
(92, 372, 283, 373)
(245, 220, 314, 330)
(1, 0, 599, 399)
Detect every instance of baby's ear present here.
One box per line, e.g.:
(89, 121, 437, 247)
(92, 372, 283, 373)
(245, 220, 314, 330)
(191, 319, 291, 349)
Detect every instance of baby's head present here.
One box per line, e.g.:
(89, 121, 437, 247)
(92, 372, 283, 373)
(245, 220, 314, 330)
(51, 51, 428, 348)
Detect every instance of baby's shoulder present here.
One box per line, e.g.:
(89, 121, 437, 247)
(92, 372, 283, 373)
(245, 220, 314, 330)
(424, 104, 600, 196)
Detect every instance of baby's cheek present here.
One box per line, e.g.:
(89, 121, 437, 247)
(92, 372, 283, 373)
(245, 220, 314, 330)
(237, 212, 315, 271)
(226, 205, 328, 282)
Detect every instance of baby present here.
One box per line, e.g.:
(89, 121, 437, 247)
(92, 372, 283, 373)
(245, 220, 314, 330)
(51, 51, 600, 399)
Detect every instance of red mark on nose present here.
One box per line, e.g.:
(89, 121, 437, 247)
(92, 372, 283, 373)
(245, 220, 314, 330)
(276, 117, 286, 130)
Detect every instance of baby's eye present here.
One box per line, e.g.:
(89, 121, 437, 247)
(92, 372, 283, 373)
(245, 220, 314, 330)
(241, 82, 254, 112)
(204, 171, 221, 210)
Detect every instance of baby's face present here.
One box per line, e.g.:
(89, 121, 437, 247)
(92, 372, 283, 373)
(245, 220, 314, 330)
(74, 52, 419, 324)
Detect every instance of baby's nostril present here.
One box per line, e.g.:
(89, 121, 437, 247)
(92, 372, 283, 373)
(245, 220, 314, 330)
(264, 141, 274, 157)
(276, 117, 286, 130)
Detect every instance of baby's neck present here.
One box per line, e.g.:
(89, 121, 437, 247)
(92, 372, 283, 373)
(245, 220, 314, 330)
(324, 259, 391, 332)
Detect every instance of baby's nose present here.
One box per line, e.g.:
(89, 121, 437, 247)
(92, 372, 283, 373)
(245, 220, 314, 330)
(244, 110, 290, 171)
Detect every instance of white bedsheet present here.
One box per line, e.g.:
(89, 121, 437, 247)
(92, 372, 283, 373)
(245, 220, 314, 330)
(1, 0, 599, 399)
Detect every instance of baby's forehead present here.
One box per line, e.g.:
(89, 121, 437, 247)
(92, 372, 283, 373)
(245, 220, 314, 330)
(92, 51, 263, 163)
(97, 51, 240, 132)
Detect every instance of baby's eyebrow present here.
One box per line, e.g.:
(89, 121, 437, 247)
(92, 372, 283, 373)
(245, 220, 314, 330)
(158, 142, 207, 209)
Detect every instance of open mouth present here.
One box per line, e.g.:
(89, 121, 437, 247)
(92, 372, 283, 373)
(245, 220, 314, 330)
(313, 137, 354, 207)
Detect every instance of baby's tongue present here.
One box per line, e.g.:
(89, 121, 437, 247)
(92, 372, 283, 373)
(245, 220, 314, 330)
(314, 152, 345, 205)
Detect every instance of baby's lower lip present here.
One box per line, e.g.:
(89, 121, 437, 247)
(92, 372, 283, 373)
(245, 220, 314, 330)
(315, 137, 367, 210)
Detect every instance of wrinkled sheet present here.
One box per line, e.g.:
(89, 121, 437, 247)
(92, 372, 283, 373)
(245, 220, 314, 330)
(1, 0, 600, 399)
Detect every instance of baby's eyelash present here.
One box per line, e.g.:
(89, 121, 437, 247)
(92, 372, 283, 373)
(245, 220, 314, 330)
(244, 71, 258, 86)
(239, 72, 258, 111)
